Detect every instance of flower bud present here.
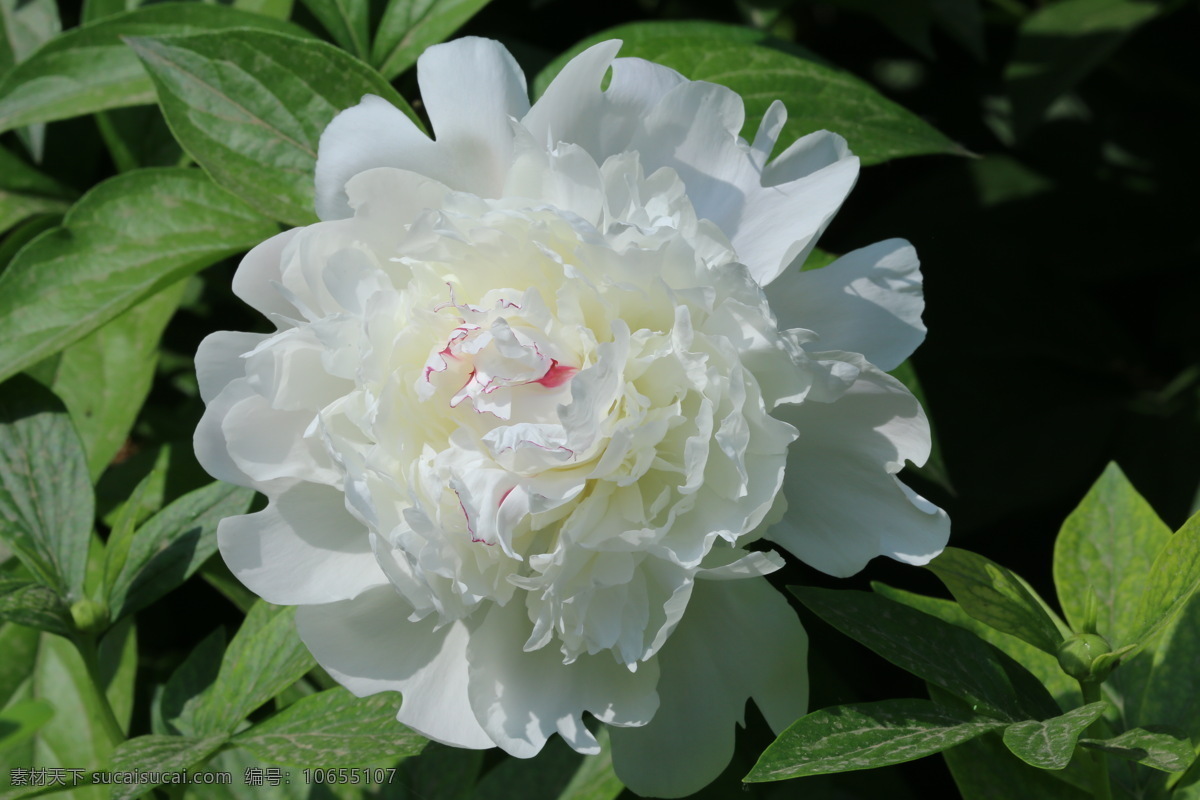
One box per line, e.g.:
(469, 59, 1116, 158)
(70, 599, 109, 634)
(1056, 633, 1114, 681)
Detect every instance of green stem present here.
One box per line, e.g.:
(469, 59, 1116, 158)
(74, 634, 128, 749)
(1079, 679, 1112, 800)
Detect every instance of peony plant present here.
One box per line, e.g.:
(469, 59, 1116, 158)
(0, 3, 1195, 800)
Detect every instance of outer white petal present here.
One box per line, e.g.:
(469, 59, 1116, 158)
(417, 37, 530, 198)
(766, 358, 949, 577)
(231, 228, 302, 321)
(523, 43, 684, 158)
(314, 96, 450, 221)
(296, 585, 495, 749)
(217, 482, 385, 605)
(609, 574, 808, 798)
(466, 600, 660, 758)
(766, 238, 926, 371)
(195, 331, 266, 404)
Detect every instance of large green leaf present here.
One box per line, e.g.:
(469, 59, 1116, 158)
(128, 28, 418, 226)
(21, 626, 137, 800)
(1134, 511, 1200, 656)
(105, 481, 255, 622)
(0, 0, 60, 72)
(746, 699, 1006, 781)
(299, 0, 369, 59)
(1000, 701, 1106, 770)
(377, 742, 484, 800)
(108, 735, 229, 800)
(0, 168, 278, 385)
(33, 280, 187, 481)
(233, 687, 424, 767)
(872, 583, 1079, 710)
(0, 579, 73, 636)
(190, 602, 315, 736)
(1134, 593, 1200, 743)
(1054, 462, 1172, 649)
(0, 3, 310, 134)
(372, 0, 495, 80)
(556, 726, 624, 800)
(1006, 0, 1159, 138)
(927, 547, 1064, 655)
(0, 145, 73, 237)
(158, 626, 226, 736)
(0, 698, 53, 750)
(1081, 726, 1196, 774)
(0, 377, 92, 600)
(792, 587, 1060, 722)
(536, 21, 964, 166)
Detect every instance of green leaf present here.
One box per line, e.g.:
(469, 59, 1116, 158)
(1134, 593, 1200, 743)
(1001, 701, 1106, 770)
(34, 280, 187, 481)
(793, 587, 1060, 722)
(128, 28, 419, 226)
(158, 626, 226, 736)
(1081, 726, 1196, 773)
(106, 481, 255, 622)
(0, 0, 59, 161)
(556, 726, 623, 800)
(0, 698, 53, 750)
(299, 0, 369, 60)
(0, 579, 73, 635)
(872, 583, 1079, 710)
(109, 734, 230, 800)
(0, 168, 278, 386)
(0, 3, 312, 134)
(0, 0, 60, 70)
(0, 376, 92, 600)
(0, 622, 39, 707)
(377, 742, 483, 800)
(25, 630, 136, 798)
(372, 0, 495, 80)
(1006, 0, 1160, 138)
(941, 729, 1093, 800)
(1054, 462, 1173, 650)
(926, 547, 1064, 655)
(233, 687, 424, 767)
(473, 735, 588, 800)
(1135, 511, 1200, 654)
(536, 21, 964, 166)
(190, 601, 315, 736)
(745, 698, 1005, 781)
(0, 145, 73, 237)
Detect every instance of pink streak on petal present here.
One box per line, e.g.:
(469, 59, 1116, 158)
(533, 360, 577, 388)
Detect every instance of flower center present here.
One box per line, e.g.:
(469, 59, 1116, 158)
(418, 287, 579, 422)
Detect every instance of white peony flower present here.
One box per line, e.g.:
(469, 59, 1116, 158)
(194, 36, 949, 797)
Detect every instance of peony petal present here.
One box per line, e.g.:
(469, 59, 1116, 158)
(766, 238, 926, 371)
(222, 391, 340, 486)
(195, 331, 265, 404)
(314, 95, 449, 221)
(466, 600, 660, 758)
(609, 574, 807, 798)
(296, 585, 495, 749)
(232, 228, 302, 322)
(766, 358, 949, 577)
(218, 482, 384, 605)
(417, 37, 530, 198)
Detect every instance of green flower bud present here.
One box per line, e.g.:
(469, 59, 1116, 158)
(70, 599, 109, 634)
(1056, 633, 1113, 681)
